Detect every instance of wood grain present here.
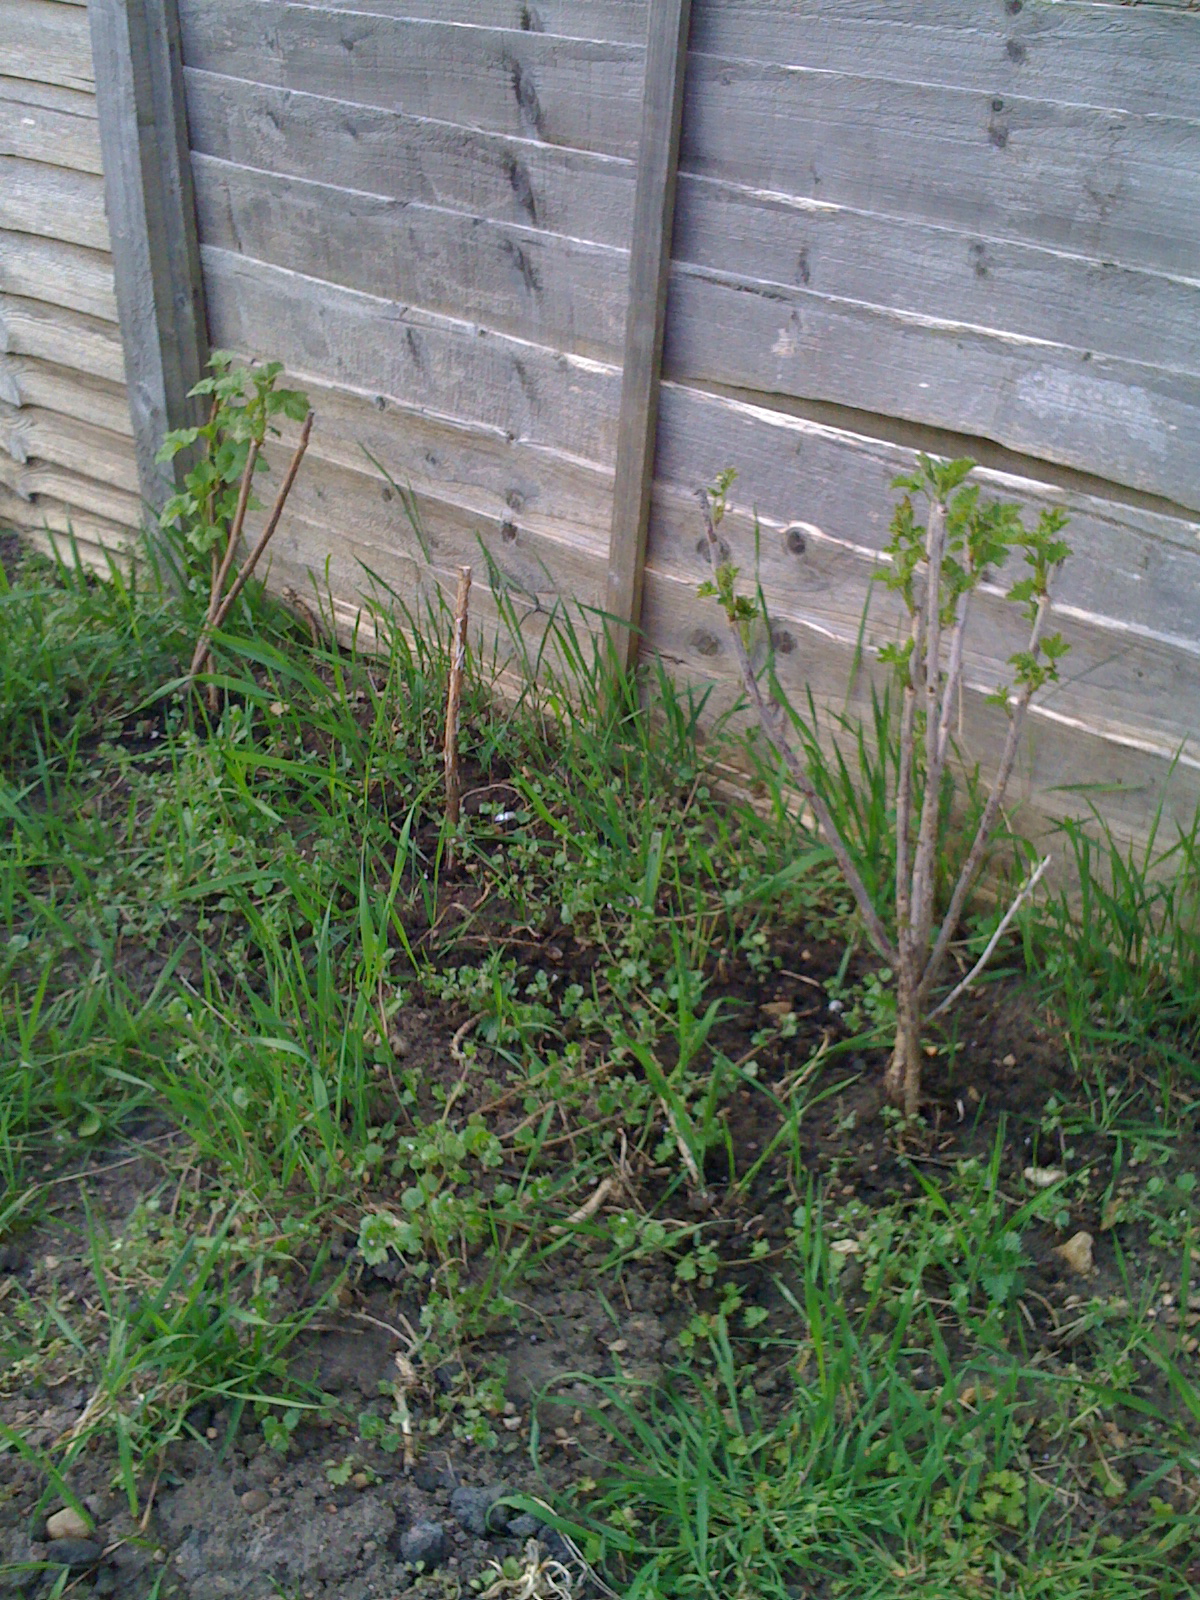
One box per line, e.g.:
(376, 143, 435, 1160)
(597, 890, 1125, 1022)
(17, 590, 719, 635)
(681, 53, 1200, 277)
(0, 80, 103, 173)
(183, 70, 634, 249)
(690, 1, 1200, 121)
(664, 267, 1200, 511)
(673, 173, 1200, 381)
(0, 294, 125, 379)
(653, 383, 1200, 656)
(640, 569, 1200, 850)
(0, 359, 132, 435)
(191, 155, 627, 359)
(90, 0, 210, 509)
(300, 0, 648, 46)
(0, 237, 118, 322)
(606, 0, 692, 668)
(0, 0, 95, 93)
(0, 155, 110, 249)
(179, 1, 644, 158)
(200, 247, 623, 469)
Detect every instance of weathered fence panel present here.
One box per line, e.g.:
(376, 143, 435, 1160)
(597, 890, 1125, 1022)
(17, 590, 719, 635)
(3, 0, 1198, 846)
(0, 0, 140, 560)
(646, 0, 1200, 841)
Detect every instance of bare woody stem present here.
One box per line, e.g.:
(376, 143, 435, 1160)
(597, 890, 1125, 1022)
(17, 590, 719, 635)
(893, 602, 924, 978)
(927, 853, 1050, 1020)
(698, 491, 898, 966)
(443, 564, 472, 870)
(918, 591, 1052, 1004)
(208, 437, 261, 626)
(909, 499, 948, 954)
(188, 412, 314, 681)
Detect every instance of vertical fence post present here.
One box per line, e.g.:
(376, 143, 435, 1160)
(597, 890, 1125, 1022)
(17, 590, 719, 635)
(89, 0, 209, 514)
(605, 0, 692, 675)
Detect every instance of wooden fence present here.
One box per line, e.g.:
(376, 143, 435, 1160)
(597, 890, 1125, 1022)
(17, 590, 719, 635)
(3, 0, 1199, 846)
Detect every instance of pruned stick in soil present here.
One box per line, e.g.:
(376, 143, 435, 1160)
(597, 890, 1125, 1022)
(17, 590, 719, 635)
(443, 564, 472, 870)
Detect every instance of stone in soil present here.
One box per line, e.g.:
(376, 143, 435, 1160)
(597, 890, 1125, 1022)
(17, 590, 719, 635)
(45, 1507, 92, 1541)
(239, 1489, 271, 1514)
(507, 1513, 542, 1539)
(400, 1521, 447, 1566)
(450, 1485, 509, 1537)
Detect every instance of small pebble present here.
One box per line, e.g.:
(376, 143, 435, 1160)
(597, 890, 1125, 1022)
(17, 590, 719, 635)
(240, 1489, 271, 1514)
(352, 1471, 371, 1490)
(45, 1508, 91, 1541)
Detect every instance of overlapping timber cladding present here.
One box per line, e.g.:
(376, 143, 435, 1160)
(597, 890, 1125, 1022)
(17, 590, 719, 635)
(3, 0, 1198, 847)
(0, 0, 142, 560)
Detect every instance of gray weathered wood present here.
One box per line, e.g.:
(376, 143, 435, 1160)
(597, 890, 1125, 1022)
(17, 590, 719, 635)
(90, 0, 209, 511)
(0, 238, 118, 321)
(690, 0, 1200, 122)
(201, 247, 623, 468)
(179, 1, 644, 159)
(664, 267, 1200, 511)
(0, 156, 110, 248)
(0, 359, 133, 435)
(275, 450, 607, 613)
(0, 404, 138, 489)
(190, 154, 628, 360)
(1, 295, 126, 395)
(640, 567, 1200, 849)
(183, 70, 634, 249)
(0, 0, 95, 92)
(682, 54, 1200, 277)
(0, 90, 104, 173)
(0, 453, 142, 525)
(0, 482, 136, 561)
(606, 0, 692, 671)
(304, 0, 648, 45)
(293, 373, 613, 549)
(646, 480, 1199, 761)
(673, 174, 1200, 380)
(653, 382, 1200, 654)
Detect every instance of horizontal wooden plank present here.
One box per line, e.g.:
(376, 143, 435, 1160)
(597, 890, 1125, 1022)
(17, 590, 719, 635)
(183, 70, 634, 249)
(291, 372, 612, 545)
(200, 247, 623, 468)
(681, 54, 1200, 276)
(690, 1, 1200, 123)
(0, 404, 139, 492)
(0, 486, 135, 570)
(642, 569, 1200, 854)
(663, 266, 1200, 511)
(0, 237, 117, 322)
(255, 437, 606, 602)
(0, 74, 96, 119)
(673, 175, 1200, 382)
(0, 0, 95, 93)
(652, 382, 1200, 658)
(263, 510, 600, 691)
(0, 357, 132, 435)
(179, 0, 644, 158)
(297, 0, 648, 45)
(192, 154, 627, 359)
(0, 155, 110, 249)
(647, 481, 1199, 768)
(0, 294, 125, 380)
(0, 454, 142, 527)
(0, 80, 103, 172)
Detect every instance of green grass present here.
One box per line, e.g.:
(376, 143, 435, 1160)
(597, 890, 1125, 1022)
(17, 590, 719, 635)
(1, 531, 1197, 1596)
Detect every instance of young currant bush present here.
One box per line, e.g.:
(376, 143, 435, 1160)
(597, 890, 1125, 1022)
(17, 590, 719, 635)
(699, 457, 1071, 1117)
